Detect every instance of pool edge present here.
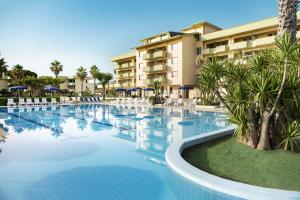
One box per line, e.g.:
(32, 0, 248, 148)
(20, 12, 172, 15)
(165, 127, 300, 200)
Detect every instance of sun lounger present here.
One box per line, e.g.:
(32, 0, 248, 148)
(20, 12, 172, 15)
(7, 98, 16, 107)
(174, 98, 183, 106)
(18, 98, 27, 106)
(164, 98, 172, 106)
(42, 98, 50, 105)
(34, 98, 42, 105)
(25, 98, 34, 106)
(51, 98, 58, 105)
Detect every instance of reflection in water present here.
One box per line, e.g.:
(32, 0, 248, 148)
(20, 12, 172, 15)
(0, 105, 231, 200)
(0, 105, 228, 165)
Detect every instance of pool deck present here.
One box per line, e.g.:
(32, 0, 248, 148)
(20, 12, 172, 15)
(165, 127, 300, 200)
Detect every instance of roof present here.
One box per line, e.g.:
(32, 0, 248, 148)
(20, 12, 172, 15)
(111, 51, 136, 62)
(202, 11, 300, 41)
(140, 31, 184, 42)
(181, 21, 222, 32)
(134, 33, 194, 49)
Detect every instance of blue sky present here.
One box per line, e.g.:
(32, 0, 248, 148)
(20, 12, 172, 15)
(0, 0, 279, 76)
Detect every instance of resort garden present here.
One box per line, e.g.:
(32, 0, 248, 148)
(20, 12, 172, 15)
(183, 0, 300, 192)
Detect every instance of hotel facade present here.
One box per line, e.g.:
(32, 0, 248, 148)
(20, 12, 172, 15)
(112, 12, 300, 98)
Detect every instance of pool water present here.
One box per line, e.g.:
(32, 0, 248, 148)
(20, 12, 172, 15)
(0, 104, 238, 200)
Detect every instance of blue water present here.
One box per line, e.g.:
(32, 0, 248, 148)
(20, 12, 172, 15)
(0, 104, 238, 200)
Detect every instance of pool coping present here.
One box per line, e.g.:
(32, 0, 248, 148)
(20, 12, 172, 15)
(165, 127, 300, 200)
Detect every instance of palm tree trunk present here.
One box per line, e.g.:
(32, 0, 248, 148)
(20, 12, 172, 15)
(245, 108, 259, 148)
(81, 81, 83, 95)
(102, 84, 106, 100)
(257, 110, 272, 150)
(93, 78, 96, 95)
(278, 0, 298, 42)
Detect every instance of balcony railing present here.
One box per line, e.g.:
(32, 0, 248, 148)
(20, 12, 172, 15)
(215, 45, 228, 53)
(230, 41, 251, 50)
(129, 72, 136, 77)
(202, 45, 228, 55)
(143, 77, 167, 85)
(129, 62, 136, 67)
(143, 64, 167, 73)
(143, 50, 167, 60)
(253, 36, 275, 47)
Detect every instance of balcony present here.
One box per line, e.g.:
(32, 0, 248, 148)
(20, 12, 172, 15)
(230, 41, 252, 50)
(215, 45, 228, 53)
(129, 72, 136, 77)
(122, 73, 129, 78)
(253, 36, 275, 47)
(143, 77, 167, 85)
(153, 51, 167, 59)
(202, 45, 228, 55)
(143, 51, 167, 60)
(144, 64, 167, 73)
(129, 62, 136, 67)
(115, 74, 122, 79)
(202, 48, 215, 55)
(143, 53, 151, 60)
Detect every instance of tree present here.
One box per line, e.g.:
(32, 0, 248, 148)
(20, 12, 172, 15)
(0, 58, 8, 78)
(76, 66, 87, 94)
(50, 60, 63, 78)
(278, 0, 298, 42)
(197, 34, 300, 151)
(90, 65, 100, 94)
(9, 64, 24, 82)
(95, 72, 112, 100)
(152, 80, 162, 96)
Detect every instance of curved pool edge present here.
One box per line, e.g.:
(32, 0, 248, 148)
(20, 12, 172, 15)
(165, 127, 300, 200)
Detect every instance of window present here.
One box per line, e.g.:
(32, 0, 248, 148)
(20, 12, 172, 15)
(171, 43, 178, 51)
(139, 52, 142, 58)
(196, 47, 202, 55)
(170, 87, 173, 94)
(171, 57, 178, 64)
(171, 71, 178, 78)
(139, 75, 142, 80)
(139, 63, 143, 69)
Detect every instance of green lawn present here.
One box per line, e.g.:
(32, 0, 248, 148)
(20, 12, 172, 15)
(182, 136, 300, 191)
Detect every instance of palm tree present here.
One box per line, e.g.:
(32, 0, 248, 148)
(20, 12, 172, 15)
(96, 72, 112, 100)
(278, 0, 298, 42)
(76, 66, 87, 94)
(50, 60, 63, 78)
(152, 80, 162, 96)
(0, 58, 8, 78)
(90, 65, 100, 94)
(197, 34, 300, 151)
(9, 64, 24, 82)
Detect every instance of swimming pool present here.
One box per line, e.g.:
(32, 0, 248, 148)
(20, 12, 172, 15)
(0, 104, 237, 200)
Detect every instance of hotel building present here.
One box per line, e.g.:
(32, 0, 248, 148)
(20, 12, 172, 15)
(112, 12, 300, 98)
(59, 76, 95, 94)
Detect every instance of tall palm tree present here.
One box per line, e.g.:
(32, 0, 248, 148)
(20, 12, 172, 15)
(96, 72, 112, 100)
(278, 0, 298, 42)
(50, 60, 63, 78)
(76, 66, 87, 94)
(90, 65, 100, 94)
(0, 58, 8, 78)
(10, 64, 24, 82)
